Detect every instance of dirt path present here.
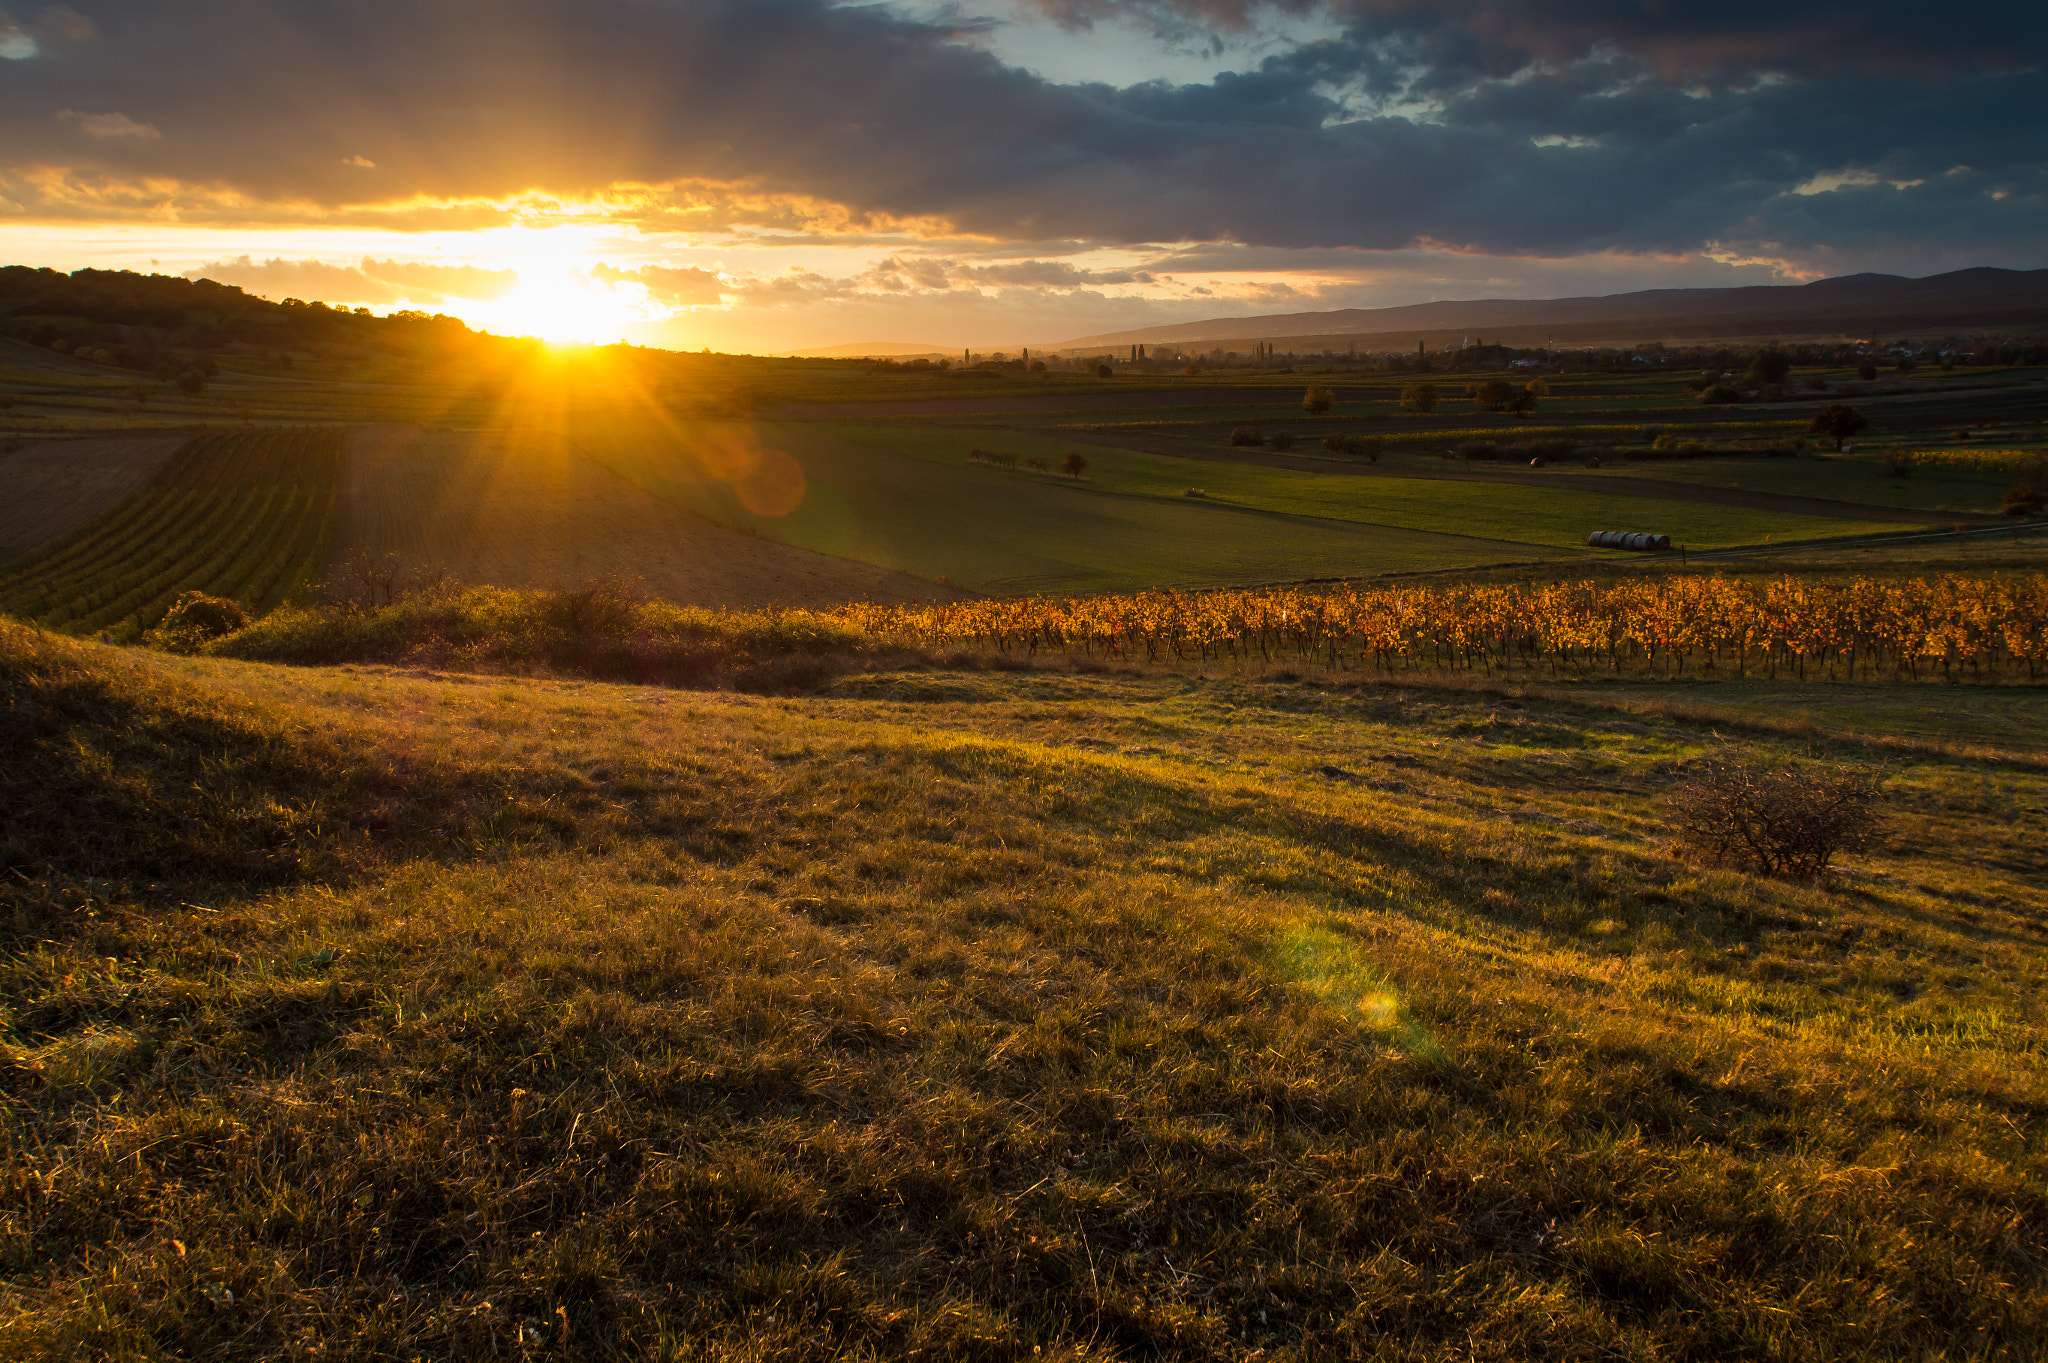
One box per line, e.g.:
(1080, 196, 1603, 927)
(334, 425, 963, 608)
(1048, 428, 1995, 526)
(0, 432, 192, 562)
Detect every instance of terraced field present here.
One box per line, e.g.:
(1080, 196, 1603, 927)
(0, 428, 341, 640)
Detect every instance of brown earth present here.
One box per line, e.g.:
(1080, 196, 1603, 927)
(332, 425, 962, 608)
(0, 432, 192, 562)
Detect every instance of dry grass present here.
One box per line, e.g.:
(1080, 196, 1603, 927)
(2, 621, 2046, 1359)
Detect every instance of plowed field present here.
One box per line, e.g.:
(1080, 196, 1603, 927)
(0, 432, 192, 562)
(332, 426, 956, 608)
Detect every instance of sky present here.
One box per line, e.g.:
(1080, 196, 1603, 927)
(0, 0, 2042, 352)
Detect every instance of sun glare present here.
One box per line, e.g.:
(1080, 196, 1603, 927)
(463, 267, 672, 346)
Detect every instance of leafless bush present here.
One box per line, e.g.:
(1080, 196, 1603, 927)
(316, 553, 447, 613)
(546, 575, 648, 637)
(1321, 434, 1382, 462)
(1667, 758, 1886, 878)
(1230, 426, 1263, 447)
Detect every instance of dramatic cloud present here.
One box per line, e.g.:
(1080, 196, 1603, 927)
(1, 0, 2041, 347)
(588, 264, 727, 306)
(188, 255, 518, 305)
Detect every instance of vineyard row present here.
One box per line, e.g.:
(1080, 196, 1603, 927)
(834, 574, 2048, 683)
(0, 427, 345, 640)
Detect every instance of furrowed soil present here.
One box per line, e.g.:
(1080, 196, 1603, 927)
(0, 432, 192, 562)
(332, 425, 959, 608)
(3, 618, 2045, 1360)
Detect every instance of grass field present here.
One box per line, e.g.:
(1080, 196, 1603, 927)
(4, 617, 2045, 1359)
(843, 426, 1916, 551)
(573, 417, 1560, 593)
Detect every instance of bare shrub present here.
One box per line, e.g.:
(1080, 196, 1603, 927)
(2005, 456, 2046, 516)
(314, 553, 452, 614)
(547, 575, 647, 637)
(1269, 432, 1296, 451)
(1230, 426, 1263, 447)
(1321, 434, 1382, 462)
(1667, 759, 1886, 878)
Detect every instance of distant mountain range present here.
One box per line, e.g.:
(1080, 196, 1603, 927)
(1048, 268, 2048, 354)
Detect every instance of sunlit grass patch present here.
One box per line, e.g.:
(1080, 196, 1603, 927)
(1274, 923, 1445, 1063)
(2, 627, 2045, 1358)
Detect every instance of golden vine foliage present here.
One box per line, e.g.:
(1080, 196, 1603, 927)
(835, 574, 2048, 682)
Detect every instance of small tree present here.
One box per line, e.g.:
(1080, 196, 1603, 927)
(1302, 384, 1334, 414)
(1524, 378, 1549, 396)
(1506, 388, 1538, 417)
(176, 368, 207, 395)
(1809, 403, 1867, 450)
(1093, 363, 1113, 379)
(1743, 349, 1792, 387)
(1467, 379, 1515, 412)
(1060, 451, 1088, 479)
(1230, 426, 1263, 447)
(1400, 382, 1439, 414)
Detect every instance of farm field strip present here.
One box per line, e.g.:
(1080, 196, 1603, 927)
(835, 423, 1919, 550)
(567, 416, 1566, 593)
(0, 427, 342, 640)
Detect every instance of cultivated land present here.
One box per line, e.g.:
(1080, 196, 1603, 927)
(0, 433, 190, 562)
(333, 426, 956, 609)
(5, 298, 2048, 1356)
(4, 329, 2045, 601)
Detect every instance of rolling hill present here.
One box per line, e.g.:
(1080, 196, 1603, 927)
(1052, 267, 2048, 353)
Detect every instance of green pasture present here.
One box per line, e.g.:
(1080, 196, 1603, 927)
(571, 416, 1566, 594)
(843, 424, 1918, 551)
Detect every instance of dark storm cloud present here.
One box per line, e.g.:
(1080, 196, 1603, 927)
(0, 0, 2039, 268)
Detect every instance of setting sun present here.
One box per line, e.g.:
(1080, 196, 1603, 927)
(456, 266, 672, 345)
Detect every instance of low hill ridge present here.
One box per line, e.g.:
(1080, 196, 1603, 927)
(1051, 266, 2048, 351)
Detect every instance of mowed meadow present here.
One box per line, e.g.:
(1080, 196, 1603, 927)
(5, 337, 2048, 1358)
